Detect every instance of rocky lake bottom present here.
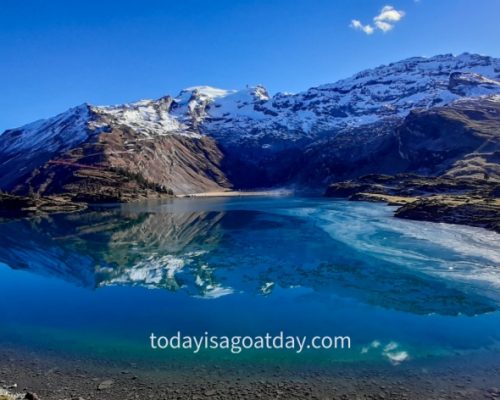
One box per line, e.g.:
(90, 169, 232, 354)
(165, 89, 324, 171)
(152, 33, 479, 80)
(1, 346, 500, 400)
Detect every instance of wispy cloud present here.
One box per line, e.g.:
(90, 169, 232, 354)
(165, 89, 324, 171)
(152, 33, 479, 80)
(350, 5, 405, 35)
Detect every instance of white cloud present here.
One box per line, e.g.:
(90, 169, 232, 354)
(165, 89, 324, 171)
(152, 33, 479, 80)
(350, 5, 405, 35)
(350, 19, 374, 35)
(374, 5, 406, 23)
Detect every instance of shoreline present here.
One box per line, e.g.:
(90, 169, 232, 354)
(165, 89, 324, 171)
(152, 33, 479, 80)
(1, 346, 499, 400)
(178, 189, 293, 198)
(0, 190, 292, 217)
(2, 185, 498, 235)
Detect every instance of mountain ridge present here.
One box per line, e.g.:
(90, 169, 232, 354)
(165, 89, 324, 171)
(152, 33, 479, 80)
(1, 52, 500, 199)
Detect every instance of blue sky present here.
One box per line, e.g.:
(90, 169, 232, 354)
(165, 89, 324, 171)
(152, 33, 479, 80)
(1, 0, 499, 131)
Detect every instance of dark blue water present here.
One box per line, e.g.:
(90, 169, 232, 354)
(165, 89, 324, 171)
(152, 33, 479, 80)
(0, 197, 499, 367)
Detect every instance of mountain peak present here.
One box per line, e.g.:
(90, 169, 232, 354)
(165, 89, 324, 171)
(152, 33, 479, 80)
(179, 86, 235, 100)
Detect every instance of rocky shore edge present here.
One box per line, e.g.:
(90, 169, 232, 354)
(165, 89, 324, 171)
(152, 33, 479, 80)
(1, 346, 500, 400)
(325, 174, 500, 233)
(0, 190, 174, 219)
(0, 193, 87, 219)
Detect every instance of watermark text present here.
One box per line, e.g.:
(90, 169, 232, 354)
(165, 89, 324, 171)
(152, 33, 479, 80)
(149, 331, 351, 354)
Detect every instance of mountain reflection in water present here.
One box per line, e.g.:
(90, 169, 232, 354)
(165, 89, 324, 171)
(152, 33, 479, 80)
(0, 198, 498, 317)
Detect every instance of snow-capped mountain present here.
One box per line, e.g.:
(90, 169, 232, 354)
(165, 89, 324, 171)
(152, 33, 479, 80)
(0, 53, 499, 197)
(177, 53, 500, 145)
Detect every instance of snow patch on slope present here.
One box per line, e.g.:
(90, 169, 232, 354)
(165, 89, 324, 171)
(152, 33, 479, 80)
(195, 53, 500, 144)
(0, 104, 93, 154)
(93, 99, 201, 138)
(183, 86, 234, 99)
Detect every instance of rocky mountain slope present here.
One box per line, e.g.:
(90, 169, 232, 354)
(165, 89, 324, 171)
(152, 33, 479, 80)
(0, 102, 231, 198)
(0, 53, 499, 199)
(398, 95, 500, 180)
(304, 93, 500, 184)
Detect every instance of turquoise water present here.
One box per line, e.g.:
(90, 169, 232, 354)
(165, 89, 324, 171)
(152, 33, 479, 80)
(0, 197, 499, 368)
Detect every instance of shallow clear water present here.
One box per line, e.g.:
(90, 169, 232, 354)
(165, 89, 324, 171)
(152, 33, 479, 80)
(0, 197, 499, 368)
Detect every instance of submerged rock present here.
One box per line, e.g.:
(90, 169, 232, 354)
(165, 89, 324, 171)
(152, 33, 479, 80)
(97, 380, 114, 390)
